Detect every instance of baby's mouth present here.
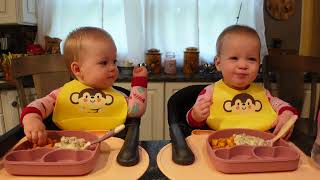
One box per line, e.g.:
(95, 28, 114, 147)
(236, 73, 248, 78)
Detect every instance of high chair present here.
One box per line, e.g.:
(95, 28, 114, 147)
(263, 54, 320, 155)
(167, 84, 210, 165)
(0, 55, 141, 166)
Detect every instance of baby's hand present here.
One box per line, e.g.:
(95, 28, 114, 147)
(192, 98, 213, 122)
(132, 66, 148, 78)
(23, 113, 47, 146)
(272, 110, 296, 140)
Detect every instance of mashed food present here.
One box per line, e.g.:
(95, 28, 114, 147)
(211, 133, 267, 149)
(233, 133, 266, 146)
(54, 136, 87, 150)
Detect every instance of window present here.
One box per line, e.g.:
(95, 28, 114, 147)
(38, 0, 266, 65)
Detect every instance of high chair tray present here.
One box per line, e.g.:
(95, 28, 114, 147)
(157, 130, 320, 179)
(1, 131, 149, 179)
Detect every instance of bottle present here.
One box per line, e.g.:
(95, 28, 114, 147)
(311, 111, 320, 168)
(164, 52, 176, 75)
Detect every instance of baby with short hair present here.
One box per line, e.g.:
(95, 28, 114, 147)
(187, 25, 298, 139)
(21, 27, 148, 145)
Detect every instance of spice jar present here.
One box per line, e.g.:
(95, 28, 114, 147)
(164, 52, 176, 75)
(183, 47, 199, 75)
(145, 48, 161, 74)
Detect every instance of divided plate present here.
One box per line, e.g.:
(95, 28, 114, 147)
(206, 128, 300, 173)
(4, 131, 100, 176)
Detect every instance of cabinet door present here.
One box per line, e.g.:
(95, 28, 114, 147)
(0, 0, 36, 24)
(0, 114, 5, 135)
(0, 0, 18, 23)
(164, 82, 209, 140)
(0, 90, 20, 132)
(18, 0, 37, 24)
(115, 82, 165, 140)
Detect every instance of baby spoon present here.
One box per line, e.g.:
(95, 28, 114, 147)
(84, 124, 125, 149)
(265, 115, 298, 146)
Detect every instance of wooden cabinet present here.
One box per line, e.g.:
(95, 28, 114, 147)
(0, 0, 37, 24)
(0, 90, 20, 133)
(268, 83, 320, 119)
(114, 82, 165, 140)
(0, 88, 36, 134)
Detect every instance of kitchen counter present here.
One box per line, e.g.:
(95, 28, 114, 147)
(0, 71, 256, 90)
(0, 71, 317, 90)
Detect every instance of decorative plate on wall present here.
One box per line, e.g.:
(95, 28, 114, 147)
(266, 0, 295, 20)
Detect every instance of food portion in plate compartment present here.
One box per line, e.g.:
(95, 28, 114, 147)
(54, 136, 87, 150)
(211, 133, 267, 149)
(30, 138, 57, 149)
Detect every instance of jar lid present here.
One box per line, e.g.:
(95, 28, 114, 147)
(146, 48, 160, 54)
(185, 47, 199, 52)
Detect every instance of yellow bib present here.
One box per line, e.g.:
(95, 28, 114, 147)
(207, 80, 277, 131)
(53, 80, 127, 130)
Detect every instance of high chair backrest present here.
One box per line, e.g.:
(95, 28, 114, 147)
(167, 84, 210, 136)
(262, 55, 320, 137)
(11, 55, 71, 107)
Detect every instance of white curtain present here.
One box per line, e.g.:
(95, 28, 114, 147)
(37, 0, 266, 65)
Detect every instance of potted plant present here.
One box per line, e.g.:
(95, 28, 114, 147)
(1, 53, 23, 81)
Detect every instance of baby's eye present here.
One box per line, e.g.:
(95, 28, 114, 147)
(248, 57, 257, 61)
(230, 56, 238, 60)
(113, 59, 118, 64)
(99, 60, 108, 65)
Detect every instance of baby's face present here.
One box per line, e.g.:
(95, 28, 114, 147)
(77, 37, 118, 89)
(215, 33, 260, 90)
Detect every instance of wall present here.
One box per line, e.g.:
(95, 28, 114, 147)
(264, 0, 302, 51)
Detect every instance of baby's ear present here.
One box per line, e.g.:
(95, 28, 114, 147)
(215, 56, 222, 71)
(70, 61, 81, 78)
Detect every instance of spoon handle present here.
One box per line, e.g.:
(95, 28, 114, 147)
(91, 124, 125, 144)
(271, 115, 298, 143)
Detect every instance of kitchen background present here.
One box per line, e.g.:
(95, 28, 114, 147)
(0, 0, 302, 65)
(0, 0, 318, 141)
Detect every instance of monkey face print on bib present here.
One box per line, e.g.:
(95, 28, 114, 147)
(53, 80, 127, 130)
(207, 80, 277, 131)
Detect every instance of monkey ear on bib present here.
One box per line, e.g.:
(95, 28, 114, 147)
(223, 100, 232, 112)
(70, 92, 80, 104)
(254, 100, 262, 112)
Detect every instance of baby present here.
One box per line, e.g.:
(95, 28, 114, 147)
(187, 25, 298, 139)
(21, 27, 148, 145)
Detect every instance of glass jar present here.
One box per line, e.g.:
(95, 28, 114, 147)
(164, 52, 176, 75)
(183, 47, 199, 75)
(145, 48, 161, 74)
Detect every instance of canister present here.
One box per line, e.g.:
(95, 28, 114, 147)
(183, 47, 199, 75)
(145, 48, 161, 74)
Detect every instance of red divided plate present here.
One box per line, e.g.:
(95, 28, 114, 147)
(4, 131, 100, 176)
(206, 128, 300, 173)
